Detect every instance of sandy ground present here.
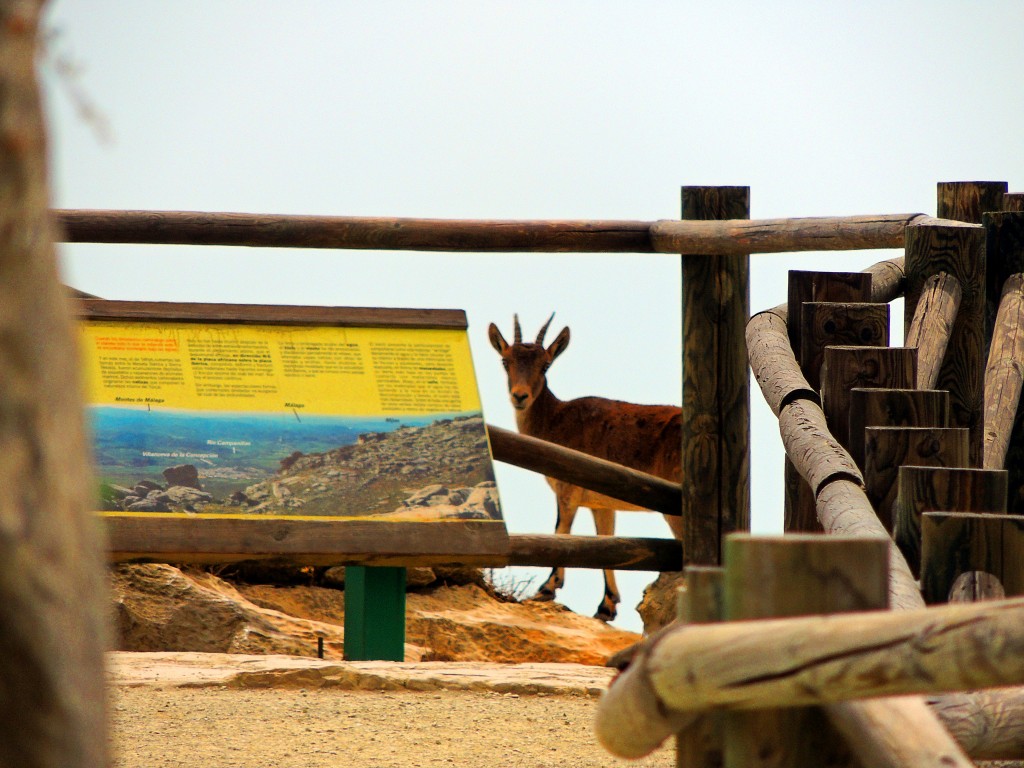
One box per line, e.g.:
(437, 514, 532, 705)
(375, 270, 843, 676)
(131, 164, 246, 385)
(106, 653, 675, 768)
(110, 685, 676, 768)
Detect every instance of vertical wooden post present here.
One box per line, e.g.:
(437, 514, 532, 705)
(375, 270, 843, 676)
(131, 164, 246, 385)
(344, 566, 407, 661)
(1004, 193, 1024, 212)
(676, 566, 724, 768)
(848, 388, 950, 469)
(681, 186, 750, 565)
(722, 534, 889, 768)
(905, 220, 986, 465)
(820, 346, 917, 449)
(893, 466, 1008, 575)
(863, 426, 969, 530)
(937, 181, 1008, 225)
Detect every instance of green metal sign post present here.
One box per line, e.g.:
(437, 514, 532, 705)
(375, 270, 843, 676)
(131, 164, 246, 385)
(344, 566, 407, 661)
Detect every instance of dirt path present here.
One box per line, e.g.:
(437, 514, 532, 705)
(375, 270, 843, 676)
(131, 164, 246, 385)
(110, 685, 677, 768)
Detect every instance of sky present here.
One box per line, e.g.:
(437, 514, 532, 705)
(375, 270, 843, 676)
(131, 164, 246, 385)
(40, 1, 1024, 632)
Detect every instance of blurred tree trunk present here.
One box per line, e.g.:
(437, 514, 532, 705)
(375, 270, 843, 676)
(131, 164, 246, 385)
(0, 2, 109, 767)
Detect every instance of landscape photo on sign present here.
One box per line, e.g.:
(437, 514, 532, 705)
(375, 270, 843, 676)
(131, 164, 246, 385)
(82, 317, 502, 523)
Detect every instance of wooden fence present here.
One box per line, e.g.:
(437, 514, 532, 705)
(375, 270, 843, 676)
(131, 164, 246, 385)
(58, 181, 1024, 764)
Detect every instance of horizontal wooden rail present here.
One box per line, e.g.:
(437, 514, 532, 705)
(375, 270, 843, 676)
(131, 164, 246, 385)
(596, 595, 1024, 757)
(486, 424, 682, 515)
(54, 209, 950, 255)
(650, 213, 933, 255)
(507, 533, 680, 571)
(55, 209, 657, 252)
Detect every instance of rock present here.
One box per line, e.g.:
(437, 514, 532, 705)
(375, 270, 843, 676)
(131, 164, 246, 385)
(401, 484, 450, 507)
(463, 482, 500, 519)
(636, 571, 686, 634)
(126, 498, 171, 513)
(112, 563, 639, 666)
(322, 566, 345, 588)
(162, 464, 202, 490)
(154, 486, 214, 509)
(406, 567, 437, 588)
(133, 480, 163, 497)
(106, 484, 135, 500)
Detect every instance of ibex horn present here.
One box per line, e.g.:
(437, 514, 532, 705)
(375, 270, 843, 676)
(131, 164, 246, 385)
(536, 312, 555, 345)
(513, 314, 522, 344)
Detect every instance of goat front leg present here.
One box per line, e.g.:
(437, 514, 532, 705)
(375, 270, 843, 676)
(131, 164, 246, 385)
(534, 490, 578, 602)
(592, 507, 620, 622)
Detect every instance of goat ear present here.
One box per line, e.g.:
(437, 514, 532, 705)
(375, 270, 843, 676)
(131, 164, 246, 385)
(487, 323, 508, 353)
(547, 326, 570, 360)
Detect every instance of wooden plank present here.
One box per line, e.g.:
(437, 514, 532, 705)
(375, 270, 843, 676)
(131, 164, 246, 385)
(786, 271, 873, 355)
(905, 220, 986, 464)
(820, 346, 917, 450)
(937, 181, 1008, 225)
(56, 209, 658, 253)
(506, 534, 682, 571)
(1004, 193, 1024, 212)
(893, 466, 1007, 576)
(863, 427, 969, 530)
(680, 186, 750, 565)
(77, 298, 467, 329)
(105, 516, 511, 567)
(486, 424, 681, 515)
(921, 511, 1024, 604)
(651, 213, 930, 255)
(721, 535, 888, 768)
(905, 272, 962, 389)
(848, 388, 949, 469)
(800, 303, 889, 391)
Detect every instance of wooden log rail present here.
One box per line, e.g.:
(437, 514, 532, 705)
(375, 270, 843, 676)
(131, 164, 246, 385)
(53, 209, 953, 254)
(485, 424, 681, 515)
(906, 272, 963, 390)
(507, 533, 681, 571)
(983, 273, 1024, 469)
(596, 595, 1024, 753)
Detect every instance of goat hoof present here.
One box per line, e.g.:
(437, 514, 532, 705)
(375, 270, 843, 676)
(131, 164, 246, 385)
(594, 605, 617, 623)
(531, 587, 557, 602)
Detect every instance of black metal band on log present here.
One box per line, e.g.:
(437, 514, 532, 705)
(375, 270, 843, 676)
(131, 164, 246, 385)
(905, 272, 962, 390)
(485, 424, 681, 516)
(650, 214, 930, 255)
(506, 534, 681, 571)
(984, 273, 1024, 469)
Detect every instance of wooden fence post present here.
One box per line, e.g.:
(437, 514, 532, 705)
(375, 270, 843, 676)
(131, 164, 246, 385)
(820, 346, 917, 449)
(681, 186, 750, 565)
(721, 534, 889, 768)
(922, 511, 1024, 603)
(894, 466, 1008, 575)
(905, 220, 986, 465)
(863, 426, 969, 530)
(676, 566, 725, 768)
(848, 388, 950, 469)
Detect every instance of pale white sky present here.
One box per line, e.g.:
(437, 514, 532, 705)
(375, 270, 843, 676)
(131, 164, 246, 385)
(41, 1, 1024, 631)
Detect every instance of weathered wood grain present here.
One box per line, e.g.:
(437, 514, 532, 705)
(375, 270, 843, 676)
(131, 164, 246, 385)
(487, 424, 682, 515)
(676, 567, 724, 768)
(921, 511, 1024, 604)
(651, 213, 930, 255)
(680, 186, 750, 565)
(905, 272, 962, 389)
(644, 595, 1024, 712)
(786, 270, 873, 355)
(56, 209, 658, 252)
(864, 427, 969, 531)
(1004, 193, 1024, 212)
(106, 516, 510, 566)
(0, 6, 110, 766)
(937, 181, 1008, 225)
(746, 308, 818, 416)
(820, 346, 917, 449)
(862, 257, 906, 303)
(893, 466, 1008, 576)
(779, 398, 863, 496)
(506, 533, 682, 571)
(721, 535, 887, 768)
(905, 221, 986, 464)
(983, 272, 1024, 471)
(848, 388, 950, 469)
(800, 302, 889, 391)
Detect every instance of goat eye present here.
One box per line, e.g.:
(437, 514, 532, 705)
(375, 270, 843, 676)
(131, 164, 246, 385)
(502, 360, 510, 370)
(541, 363, 550, 373)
